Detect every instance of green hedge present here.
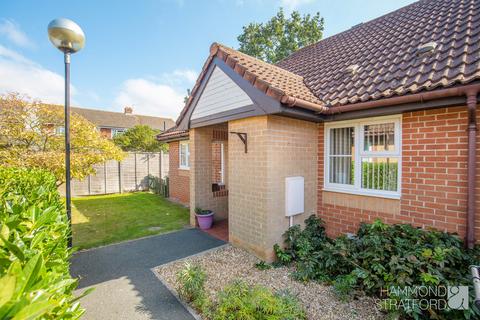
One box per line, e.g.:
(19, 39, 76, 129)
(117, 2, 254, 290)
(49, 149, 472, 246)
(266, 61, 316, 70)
(274, 216, 480, 320)
(0, 167, 88, 319)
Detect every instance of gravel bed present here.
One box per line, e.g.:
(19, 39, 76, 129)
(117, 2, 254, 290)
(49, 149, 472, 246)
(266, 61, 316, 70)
(156, 245, 385, 320)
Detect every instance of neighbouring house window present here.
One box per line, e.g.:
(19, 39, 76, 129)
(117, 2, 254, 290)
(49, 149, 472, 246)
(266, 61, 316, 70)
(55, 126, 65, 135)
(325, 115, 401, 198)
(112, 128, 125, 137)
(179, 141, 190, 169)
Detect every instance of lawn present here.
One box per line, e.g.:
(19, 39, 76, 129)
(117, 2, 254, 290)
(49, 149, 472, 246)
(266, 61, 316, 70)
(72, 192, 190, 250)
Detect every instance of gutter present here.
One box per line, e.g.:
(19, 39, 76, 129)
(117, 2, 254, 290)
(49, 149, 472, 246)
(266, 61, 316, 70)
(324, 83, 480, 115)
(280, 95, 329, 113)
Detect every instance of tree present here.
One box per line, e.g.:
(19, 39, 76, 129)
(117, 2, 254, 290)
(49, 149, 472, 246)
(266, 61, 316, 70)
(0, 93, 125, 185)
(237, 8, 324, 64)
(113, 124, 167, 152)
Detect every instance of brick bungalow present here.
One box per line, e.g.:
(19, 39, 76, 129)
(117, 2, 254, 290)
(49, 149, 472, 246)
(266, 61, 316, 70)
(158, 0, 480, 261)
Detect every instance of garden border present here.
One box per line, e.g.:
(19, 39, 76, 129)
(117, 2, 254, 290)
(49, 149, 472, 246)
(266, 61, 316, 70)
(151, 244, 230, 320)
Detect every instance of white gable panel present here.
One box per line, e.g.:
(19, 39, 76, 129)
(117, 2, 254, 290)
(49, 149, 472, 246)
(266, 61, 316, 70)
(191, 66, 253, 120)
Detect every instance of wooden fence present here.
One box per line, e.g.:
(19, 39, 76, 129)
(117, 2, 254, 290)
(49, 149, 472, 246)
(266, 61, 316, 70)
(71, 151, 169, 196)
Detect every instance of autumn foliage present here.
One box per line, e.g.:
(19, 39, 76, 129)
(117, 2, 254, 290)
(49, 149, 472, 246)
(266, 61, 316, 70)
(0, 93, 124, 184)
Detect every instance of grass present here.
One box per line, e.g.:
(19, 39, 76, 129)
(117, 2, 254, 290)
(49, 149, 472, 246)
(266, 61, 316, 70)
(72, 192, 190, 250)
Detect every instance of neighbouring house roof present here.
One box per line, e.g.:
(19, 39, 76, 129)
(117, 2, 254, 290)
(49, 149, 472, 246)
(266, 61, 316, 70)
(156, 126, 189, 142)
(70, 107, 175, 131)
(176, 0, 480, 127)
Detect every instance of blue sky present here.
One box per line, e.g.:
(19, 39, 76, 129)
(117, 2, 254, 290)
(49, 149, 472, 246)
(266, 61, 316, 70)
(0, 0, 416, 119)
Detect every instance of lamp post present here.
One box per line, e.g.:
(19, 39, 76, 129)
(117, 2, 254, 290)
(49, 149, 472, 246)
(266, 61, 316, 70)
(48, 18, 85, 248)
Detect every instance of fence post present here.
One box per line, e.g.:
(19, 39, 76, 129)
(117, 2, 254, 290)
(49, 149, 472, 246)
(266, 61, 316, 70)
(118, 161, 122, 193)
(134, 152, 137, 191)
(159, 151, 162, 179)
(88, 174, 91, 195)
(104, 162, 107, 194)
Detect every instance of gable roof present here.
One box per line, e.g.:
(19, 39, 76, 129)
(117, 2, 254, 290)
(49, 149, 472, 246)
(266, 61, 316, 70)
(70, 107, 175, 131)
(176, 0, 480, 127)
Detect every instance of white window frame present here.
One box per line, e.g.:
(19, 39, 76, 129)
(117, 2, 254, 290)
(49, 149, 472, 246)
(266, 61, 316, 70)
(111, 128, 125, 137)
(179, 141, 190, 170)
(324, 114, 402, 199)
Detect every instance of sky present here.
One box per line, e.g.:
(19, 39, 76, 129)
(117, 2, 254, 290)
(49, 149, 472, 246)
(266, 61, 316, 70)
(0, 0, 416, 120)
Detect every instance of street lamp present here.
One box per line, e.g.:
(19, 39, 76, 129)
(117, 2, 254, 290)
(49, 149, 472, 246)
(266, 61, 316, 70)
(48, 18, 85, 248)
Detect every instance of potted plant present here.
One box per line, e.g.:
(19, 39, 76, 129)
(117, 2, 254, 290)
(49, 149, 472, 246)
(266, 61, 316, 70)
(195, 207, 214, 230)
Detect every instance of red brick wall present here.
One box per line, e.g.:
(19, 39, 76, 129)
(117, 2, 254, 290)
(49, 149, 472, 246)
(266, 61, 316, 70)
(168, 141, 190, 205)
(317, 106, 480, 242)
(100, 128, 112, 139)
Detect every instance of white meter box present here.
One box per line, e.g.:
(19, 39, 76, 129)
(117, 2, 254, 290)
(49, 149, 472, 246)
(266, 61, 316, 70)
(285, 176, 304, 217)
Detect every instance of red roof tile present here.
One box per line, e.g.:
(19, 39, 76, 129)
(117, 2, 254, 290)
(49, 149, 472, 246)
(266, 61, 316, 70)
(277, 0, 480, 107)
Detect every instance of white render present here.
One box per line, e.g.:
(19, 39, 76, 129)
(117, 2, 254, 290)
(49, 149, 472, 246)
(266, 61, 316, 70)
(191, 66, 253, 120)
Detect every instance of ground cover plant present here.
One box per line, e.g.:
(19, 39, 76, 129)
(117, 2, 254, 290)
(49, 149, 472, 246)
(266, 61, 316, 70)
(274, 215, 480, 320)
(0, 167, 88, 319)
(176, 263, 306, 319)
(72, 192, 189, 249)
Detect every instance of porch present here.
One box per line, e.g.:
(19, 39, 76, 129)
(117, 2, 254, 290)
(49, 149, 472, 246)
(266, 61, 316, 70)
(189, 116, 318, 261)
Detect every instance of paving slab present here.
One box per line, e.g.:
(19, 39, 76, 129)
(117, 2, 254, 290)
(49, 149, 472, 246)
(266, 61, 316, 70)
(71, 228, 225, 320)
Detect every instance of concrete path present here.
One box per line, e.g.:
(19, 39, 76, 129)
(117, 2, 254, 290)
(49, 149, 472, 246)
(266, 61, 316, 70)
(71, 229, 225, 320)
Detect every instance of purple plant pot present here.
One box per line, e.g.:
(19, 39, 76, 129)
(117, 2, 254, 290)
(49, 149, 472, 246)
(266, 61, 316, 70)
(196, 211, 214, 230)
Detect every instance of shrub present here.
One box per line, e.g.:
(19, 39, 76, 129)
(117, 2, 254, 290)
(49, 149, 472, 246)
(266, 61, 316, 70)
(176, 263, 209, 312)
(211, 280, 306, 320)
(0, 167, 88, 319)
(275, 215, 480, 320)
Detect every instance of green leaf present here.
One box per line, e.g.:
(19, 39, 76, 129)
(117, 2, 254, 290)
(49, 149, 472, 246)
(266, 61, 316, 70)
(20, 254, 43, 295)
(0, 275, 16, 307)
(12, 300, 54, 320)
(0, 235, 25, 261)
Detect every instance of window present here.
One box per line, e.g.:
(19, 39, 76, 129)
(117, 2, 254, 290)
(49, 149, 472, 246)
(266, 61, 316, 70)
(112, 128, 125, 137)
(325, 115, 401, 198)
(179, 141, 190, 169)
(55, 126, 65, 135)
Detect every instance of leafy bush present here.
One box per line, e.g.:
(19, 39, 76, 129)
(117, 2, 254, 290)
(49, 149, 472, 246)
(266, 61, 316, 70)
(176, 263, 209, 312)
(275, 215, 480, 319)
(0, 167, 88, 319)
(212, 281, 306, 320)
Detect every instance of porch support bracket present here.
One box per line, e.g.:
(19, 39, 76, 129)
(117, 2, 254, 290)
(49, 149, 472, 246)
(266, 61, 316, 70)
(230, 132, 247, 153)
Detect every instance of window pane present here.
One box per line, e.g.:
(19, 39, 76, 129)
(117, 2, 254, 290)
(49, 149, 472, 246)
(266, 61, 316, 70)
(329, 156, 354, 185)
(361, 157, 398, 191)
(329, 127, 355, 185)
(330, 127, 354, 155)
(363, 123, 395, 152)
(180, 144, 186, 166)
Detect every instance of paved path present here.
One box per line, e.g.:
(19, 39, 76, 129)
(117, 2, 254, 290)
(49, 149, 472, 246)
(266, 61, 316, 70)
(71, 229, 225, 320)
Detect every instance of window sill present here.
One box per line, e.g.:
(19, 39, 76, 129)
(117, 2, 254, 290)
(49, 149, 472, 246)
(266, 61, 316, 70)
(322, 187, 400, 200)
(179, 166, 190, 171)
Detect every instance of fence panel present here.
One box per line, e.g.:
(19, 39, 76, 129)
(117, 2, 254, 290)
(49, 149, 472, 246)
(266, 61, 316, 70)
(71, 151, 168, 196)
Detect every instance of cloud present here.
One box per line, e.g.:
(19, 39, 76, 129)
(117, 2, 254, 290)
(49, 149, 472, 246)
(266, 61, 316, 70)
(114, 79, 186, 119)
(0, 45, 73, 104)
(114, 68, 197, 119)
(279, 0, 314, 10)
(172, 69, 198, 83)
(0, 19, 34, 48)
